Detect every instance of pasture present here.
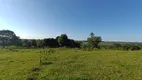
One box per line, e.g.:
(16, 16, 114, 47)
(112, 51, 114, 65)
(0, 48, 142, 80)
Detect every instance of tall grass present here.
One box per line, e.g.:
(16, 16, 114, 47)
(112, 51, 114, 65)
(40, 49, 55, 65)
(1, 48, 142, 80)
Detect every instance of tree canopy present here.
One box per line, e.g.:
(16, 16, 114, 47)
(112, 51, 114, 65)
(87, 32, 102, 48)
(0, 30, 21, 47)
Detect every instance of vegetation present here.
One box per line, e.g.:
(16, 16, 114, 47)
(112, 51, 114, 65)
(0, 30, 141, 51)
(87, 32, 102, 48)
(99, 43, 141, 51)
(1, 30, 142, 80)
(0, 30, 21, 47)
(1, 48, 142, 80)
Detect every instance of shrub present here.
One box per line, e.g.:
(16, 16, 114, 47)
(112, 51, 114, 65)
(99, 45, 113, 50)
(129, 45, 141, 51)
(81, 43, 93, 51)
(113, 43, 122, 50)
(122, 45, 130, 51)
(40, 49, 55, 65)
(122, 44, 141, 51)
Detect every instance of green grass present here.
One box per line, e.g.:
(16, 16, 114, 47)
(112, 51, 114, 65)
(1, 48, 142, 80)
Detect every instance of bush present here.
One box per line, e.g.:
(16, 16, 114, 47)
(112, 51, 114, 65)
(100, 43, 141, 51)
(99, 45, 113, 50)
(122, 44, 141, 51)
(122, 45, 130, 51)
(81, 43, 93, 51)
(40, 49, 55, 65)
(130, 45, 141, 51)
(113, 43, 122, 50)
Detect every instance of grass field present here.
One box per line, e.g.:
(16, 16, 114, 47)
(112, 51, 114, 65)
(1, 48, 142, 80)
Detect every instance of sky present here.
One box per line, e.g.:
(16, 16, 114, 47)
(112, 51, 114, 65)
(0, 0, 142, 42)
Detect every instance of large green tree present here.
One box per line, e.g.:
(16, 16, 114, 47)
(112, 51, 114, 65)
(87, 32, 102, 48)
(43, 38, 59, 48)
(57, 34, 69, 46)
(0, 30, 21, 47)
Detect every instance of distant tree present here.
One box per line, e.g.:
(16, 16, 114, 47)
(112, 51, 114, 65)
(37, 40, 43, 48)
(0, 30, 21, 47)
(21, 39, 26, 47)
(74, 41, 81, 48)
(47, 38, 59, 47)
(113, 43, 122, 49)
(123, 44, 141, 51)
(43, 38, 59, 48)
(13, 37, 21, 46)
(57, 34, 68, 46)
(27, 40, 32, 48)
(0, 37, 8, 48)
(43, 39, 47, 47)
(68, 39, 75, 47)
(22, 39, 32, 48)
(90, 32, 95, 38)
(131, 45, 141, 51)
(56, 36, 60, 41)
(31, 39, 37, 48)
(87, 32, 102, 48)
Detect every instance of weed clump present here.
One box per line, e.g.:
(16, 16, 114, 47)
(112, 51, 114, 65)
(40, 49, 55, 65)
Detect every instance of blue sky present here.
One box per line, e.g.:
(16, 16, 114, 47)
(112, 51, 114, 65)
(0, 0, 142, 41)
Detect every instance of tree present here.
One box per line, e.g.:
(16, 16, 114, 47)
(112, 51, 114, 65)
(122, 44, 141, 51)
(87, 32, 102, 48)
(93, 36, 102, 48)
(43, 38, 59, 48)
(37, 39, 43, 48)
(46, 38, 59, 47)
(0, 30, 21, 47)
(57, 34, 68, 46)
(74, 41, 81, 48)
(22, 39, 32, 48)
(31, 39, 37, 48)
(56, 36, 60, 41)
(10, 36, 21, 46)
(113, 43, 122, 49)
(90, 32, 95, 38)
(68, 39, 76, 47)
(0, 37, 8, 48)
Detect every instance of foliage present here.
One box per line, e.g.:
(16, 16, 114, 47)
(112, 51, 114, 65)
(22, 39, 32, 48)
(20, 34, 81, 49)
(113, 43, 122, 50)
(43, 38, 59, 48)
(40, 49, 55, 65)
(87, 32, 102, 48)
(37, 39, 43, 48)
(57, 34, 69, 47)
(100, 43, 141, 51)
(0, 30, 21, 47)
(122, 44, 141, 51)
(31, 40, 37, 48)
(81, 43, 93, 51)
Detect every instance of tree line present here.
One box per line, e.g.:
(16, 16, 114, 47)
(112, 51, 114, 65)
(0, 30, 141, 51)
(0, 30, 81, 48)
(21, 34, 81, 48)
(100, 43, 141, 51)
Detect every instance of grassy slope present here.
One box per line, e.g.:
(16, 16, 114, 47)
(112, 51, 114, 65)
(1, 48, 142, 80)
